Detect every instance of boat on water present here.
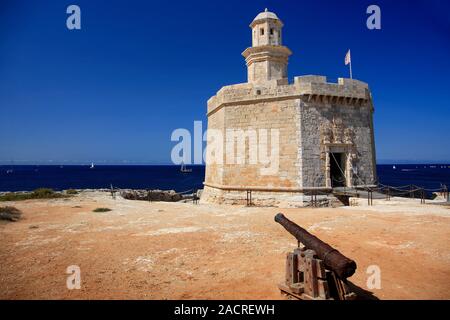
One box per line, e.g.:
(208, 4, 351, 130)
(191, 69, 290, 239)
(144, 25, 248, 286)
(180, 161, 192, 173)
(392, 165, 396, 170)
(6, 160, 14, 173)
(90, 162, 95, 169)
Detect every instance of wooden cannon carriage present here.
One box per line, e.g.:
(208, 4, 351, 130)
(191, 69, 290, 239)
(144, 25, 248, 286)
(275, 213, 357, 300)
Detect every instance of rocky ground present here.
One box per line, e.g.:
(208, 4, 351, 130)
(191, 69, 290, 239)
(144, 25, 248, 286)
(0, 191, 449, 300)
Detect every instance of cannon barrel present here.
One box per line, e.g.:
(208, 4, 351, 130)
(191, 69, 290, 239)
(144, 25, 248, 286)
(275, 213, 357, 279)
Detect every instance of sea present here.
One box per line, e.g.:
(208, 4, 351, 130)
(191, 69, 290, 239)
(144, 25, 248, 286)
(0, 164, 449, 195)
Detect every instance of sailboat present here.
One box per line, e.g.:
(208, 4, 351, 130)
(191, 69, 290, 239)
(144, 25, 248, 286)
(6, 160, 14, 174)
(392, 165, 396, 170)
(90, 162, 95, 169)
(180, 161, 192, 173)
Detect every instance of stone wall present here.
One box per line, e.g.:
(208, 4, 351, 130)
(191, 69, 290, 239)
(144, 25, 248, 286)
(204, 107, 225, 186)
(299, 98, 376, 188)
(202, 76, 377, 206)
(221, 98, 300, 188)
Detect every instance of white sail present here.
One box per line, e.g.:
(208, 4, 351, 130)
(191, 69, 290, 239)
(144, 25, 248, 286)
(180, 161, 192, 173)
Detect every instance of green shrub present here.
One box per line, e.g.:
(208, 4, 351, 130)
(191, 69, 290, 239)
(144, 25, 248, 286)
(32, 188, 56, 198)
(66, 189, 78, 195)
(93, 207, 112, 213)
(0, 188, 66, 201)
(0, 206, 22, 222)
(0, 193, 29, 201)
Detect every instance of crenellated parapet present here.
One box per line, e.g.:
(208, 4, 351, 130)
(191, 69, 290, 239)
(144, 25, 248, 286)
(207, 76, 372, 116)
(295, 76, 370, 105)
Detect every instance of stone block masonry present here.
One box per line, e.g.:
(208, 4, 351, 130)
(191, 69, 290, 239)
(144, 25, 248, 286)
(201, 9, 377, 207)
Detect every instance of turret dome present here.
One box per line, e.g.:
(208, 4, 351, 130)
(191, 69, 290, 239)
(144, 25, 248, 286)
(253, 8, 279, 21)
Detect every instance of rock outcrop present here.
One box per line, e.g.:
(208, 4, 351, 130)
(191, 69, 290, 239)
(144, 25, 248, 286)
(120, 189, 183, 202)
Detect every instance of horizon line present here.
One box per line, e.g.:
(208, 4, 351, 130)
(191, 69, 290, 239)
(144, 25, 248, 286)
(1, 162, 450, 166)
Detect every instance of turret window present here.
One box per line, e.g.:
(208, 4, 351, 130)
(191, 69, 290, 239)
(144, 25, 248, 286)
(270, 28, 274, 35)
(260, 28, 264, 35)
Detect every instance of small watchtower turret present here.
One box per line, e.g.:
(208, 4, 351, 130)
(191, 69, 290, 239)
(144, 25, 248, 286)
(242, 9, 292, 83)
(251, 8, 283, 46)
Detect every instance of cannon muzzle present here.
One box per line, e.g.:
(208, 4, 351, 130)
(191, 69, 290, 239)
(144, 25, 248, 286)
(275, 213, 357, 279)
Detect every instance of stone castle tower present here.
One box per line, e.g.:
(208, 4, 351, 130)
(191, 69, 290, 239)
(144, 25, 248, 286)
(201, 9, 377, 207)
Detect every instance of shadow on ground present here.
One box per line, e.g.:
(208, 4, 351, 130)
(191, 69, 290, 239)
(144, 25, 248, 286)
(347, 281, 379, 300)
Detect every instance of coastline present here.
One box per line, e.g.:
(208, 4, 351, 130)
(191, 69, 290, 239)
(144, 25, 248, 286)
(1, 164, 449, 195)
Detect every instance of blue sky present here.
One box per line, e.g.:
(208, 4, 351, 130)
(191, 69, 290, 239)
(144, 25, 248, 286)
(0, 0, 449, 164)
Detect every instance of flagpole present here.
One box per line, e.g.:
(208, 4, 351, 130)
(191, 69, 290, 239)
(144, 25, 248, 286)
(349, 59, 353, 79)
(349, 49, 353, 79)
(345, 49, 353, 79)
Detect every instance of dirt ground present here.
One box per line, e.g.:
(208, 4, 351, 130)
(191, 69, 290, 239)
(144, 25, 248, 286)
(0, 191, 449, 300)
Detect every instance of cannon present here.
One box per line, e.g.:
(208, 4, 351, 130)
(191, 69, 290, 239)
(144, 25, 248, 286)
(275, 213, 356, 279)
(275, 213, 357, 300)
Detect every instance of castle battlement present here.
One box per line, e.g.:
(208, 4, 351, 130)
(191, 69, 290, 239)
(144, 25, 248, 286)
(294, 76, 370, 101)
(207, 76, 370, 116)
(202, 9, 377, 207)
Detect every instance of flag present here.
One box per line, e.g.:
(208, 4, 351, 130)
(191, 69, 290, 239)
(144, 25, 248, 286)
(345, 50, 351, 66)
